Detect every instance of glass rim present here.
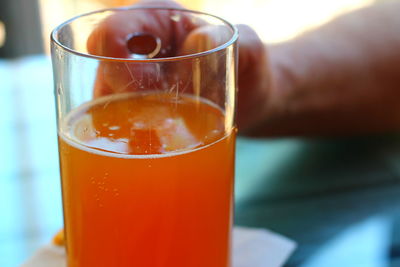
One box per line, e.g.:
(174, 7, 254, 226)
(51, 6, 239, 63)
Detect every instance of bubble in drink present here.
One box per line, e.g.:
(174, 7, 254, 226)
(59, 92, 235, 267)
(67, 92, 223, 155)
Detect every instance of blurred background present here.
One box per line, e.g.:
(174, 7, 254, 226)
(1, 0, 375, 57)
(0, 0, 393, 267)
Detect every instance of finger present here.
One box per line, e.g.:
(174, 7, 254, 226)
(87, 0, 199, 58)
(87, 1, 205, 97)
(176, 25, 236, 106)
(180, 23, 271, 131)
(93, 61, 164, 97)
(179, 24, 233, 55)
(235, 24, 270, 132)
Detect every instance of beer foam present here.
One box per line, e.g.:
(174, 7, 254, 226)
(59, 92, 232, 159)
(59, 130, 230, 159)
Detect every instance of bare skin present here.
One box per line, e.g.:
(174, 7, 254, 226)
(88, 0, 400, 137)
(258, 0, 400, 136)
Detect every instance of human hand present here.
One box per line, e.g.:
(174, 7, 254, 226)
(86, 0, 271, 133)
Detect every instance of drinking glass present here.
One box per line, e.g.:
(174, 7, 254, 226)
(51, 6, 237, 267)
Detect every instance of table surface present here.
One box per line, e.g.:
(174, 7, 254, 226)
(2, 55, 400, 267)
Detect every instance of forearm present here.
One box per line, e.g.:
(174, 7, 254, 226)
(259, 1, 400, 136)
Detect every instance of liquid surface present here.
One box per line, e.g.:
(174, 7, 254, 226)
(64, 92, 226, 155)
(59, 92, 235, 267)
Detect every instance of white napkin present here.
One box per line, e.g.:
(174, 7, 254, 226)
(21, 227, 296, 267)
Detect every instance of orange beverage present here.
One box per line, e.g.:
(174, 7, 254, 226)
(58, 92, 235, 267)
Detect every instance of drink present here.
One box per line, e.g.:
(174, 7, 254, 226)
(58, 92, 235, 267)
(52, 7, 238, 266)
